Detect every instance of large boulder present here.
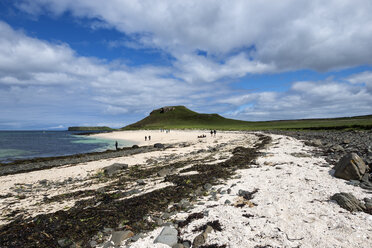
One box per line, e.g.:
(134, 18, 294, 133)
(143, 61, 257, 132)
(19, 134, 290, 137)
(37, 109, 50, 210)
(331, 192, 365, 212)
(103, 163, 128, 176)
(333, 153, 368, 180)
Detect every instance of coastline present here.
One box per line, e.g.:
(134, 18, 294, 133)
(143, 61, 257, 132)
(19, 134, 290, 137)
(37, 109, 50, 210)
(0, 130, 371, 247)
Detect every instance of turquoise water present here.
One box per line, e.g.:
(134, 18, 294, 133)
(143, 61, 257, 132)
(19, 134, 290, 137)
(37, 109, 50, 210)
(0, 131, 134, 163)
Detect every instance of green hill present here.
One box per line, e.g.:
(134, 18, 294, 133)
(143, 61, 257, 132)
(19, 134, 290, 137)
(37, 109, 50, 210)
(122, 106, 372, 130)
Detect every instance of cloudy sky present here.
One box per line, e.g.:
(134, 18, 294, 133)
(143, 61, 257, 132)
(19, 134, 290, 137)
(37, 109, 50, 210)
(1, 0, 372, 130)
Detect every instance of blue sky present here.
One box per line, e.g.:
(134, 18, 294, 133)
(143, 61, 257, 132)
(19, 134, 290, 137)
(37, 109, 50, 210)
(1, 0, 372, 130)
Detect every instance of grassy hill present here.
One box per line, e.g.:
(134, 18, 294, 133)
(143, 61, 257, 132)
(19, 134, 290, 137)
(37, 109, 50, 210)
(122, 106, 372, 130)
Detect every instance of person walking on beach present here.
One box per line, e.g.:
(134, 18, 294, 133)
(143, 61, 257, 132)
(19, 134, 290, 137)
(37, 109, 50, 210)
(149, 135, 151, 141)
(145, 136, 147, 141)
(210, 130, 213, 136)
(213, 130, 216, 137)
(115, 141, 118, 151)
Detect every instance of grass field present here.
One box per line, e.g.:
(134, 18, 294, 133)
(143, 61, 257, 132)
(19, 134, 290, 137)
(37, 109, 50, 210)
(122, 106, 372, 131)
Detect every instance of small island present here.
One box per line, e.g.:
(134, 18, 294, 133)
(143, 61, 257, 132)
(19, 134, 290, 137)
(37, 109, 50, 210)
(67, 126, 114, 131)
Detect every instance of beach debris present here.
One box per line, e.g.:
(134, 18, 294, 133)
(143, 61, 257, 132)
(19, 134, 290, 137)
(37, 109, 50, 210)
(238, 188, 258, 200)
(103, 163, 128, 176)
(333, 153, 367, 180)
(110, 230, 134, 246)
(154, 226, 178, 247)
(331, 192, 365, 212)
(178, 212, 204, 228)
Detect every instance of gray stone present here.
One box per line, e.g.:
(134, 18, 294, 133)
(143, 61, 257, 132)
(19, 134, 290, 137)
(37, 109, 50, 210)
(57, 238, 72, 248)
(203, 183, 212, 191)
(192, 234, 205, 248)
(39, 179, 48, 185)
(305, 139, 322, 147)
(137, 179, 146, 185)
(110, 230, 134, 246)
(182, 240, 192, 248)
(103, 163, 128, 176)
(89, 240, 97, 247)
(224, 199, 231, 205)
(154, 143, 165, 149)
(157, 168, 173, 177)
(334, 153, 368, 181)
(154, 226, 178, 247)
(331, 192, 365, 212)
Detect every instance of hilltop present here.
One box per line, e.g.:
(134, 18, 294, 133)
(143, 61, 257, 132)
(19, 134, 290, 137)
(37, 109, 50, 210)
(122, 106, 372, 130)
(122, 106, 247, 130)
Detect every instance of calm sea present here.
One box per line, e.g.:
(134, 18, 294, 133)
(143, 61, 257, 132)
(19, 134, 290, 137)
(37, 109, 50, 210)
(0, 131, 134, 163)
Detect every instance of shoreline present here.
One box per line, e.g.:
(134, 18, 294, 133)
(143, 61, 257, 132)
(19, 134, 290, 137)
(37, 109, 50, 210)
(0, 130, 371, 247)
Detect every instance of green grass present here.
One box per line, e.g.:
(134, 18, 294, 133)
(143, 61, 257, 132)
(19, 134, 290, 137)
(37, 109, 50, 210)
(121, 106, 372, 131)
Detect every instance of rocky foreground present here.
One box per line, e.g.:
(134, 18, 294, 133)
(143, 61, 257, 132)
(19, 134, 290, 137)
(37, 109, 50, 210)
(0, 130, 371, 248)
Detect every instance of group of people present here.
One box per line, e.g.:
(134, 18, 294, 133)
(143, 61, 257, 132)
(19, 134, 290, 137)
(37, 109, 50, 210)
(198, 130, 217, 138)
(160, 129, 171, 133)
(145, 135, 151, 141)
(210, 130, 217, 137)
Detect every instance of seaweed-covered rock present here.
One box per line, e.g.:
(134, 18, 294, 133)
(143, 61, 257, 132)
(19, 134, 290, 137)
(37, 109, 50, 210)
(331, 192, 365, 212)
(154, 143, 165, 149)
(334, 153, 367, 180)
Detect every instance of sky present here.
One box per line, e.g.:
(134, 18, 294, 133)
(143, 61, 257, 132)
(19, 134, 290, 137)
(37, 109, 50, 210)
(1, 0, 372, 130)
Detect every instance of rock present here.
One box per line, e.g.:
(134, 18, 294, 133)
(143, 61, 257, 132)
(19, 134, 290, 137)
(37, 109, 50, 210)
(154, 143, 165, 149)
(154, 226, 178, 247)
(57, 238, 72, 248)
(103, 163, 128, 176)
(89, 240, 97, 247)
(305, 139, 322, 147)
(334, 153, 368, 180)
(39, 179, 48, 185)
(333, 145, 345, 152)
(110, 230, 134, 246)
(192, 234, 205, 248)
(224, 199, 231, 205)
(182, 240, 192, 248)
(203, 183, 212, 191)
(137, 179, 146, 185)
(331, 192, 365, 212)
(157, 168, 173, 177)
(192, 225, 213, 248)
(132, 145, 139, 149)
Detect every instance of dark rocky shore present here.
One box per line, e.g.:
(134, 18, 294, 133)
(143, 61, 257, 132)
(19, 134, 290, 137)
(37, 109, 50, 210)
(265, 130, 372, 169)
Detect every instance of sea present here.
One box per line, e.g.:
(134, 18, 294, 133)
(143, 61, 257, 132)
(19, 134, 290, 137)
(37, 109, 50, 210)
(0, 131, 134, 163)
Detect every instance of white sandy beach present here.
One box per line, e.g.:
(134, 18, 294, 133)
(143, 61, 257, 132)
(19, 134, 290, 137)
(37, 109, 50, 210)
(0, 130, 371, 248)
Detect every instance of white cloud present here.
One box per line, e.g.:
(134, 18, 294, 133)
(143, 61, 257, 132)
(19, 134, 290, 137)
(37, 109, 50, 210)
(346, 71, 372, 92)
(223, 79, 372, 120)
(16, 0, 372, 72)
